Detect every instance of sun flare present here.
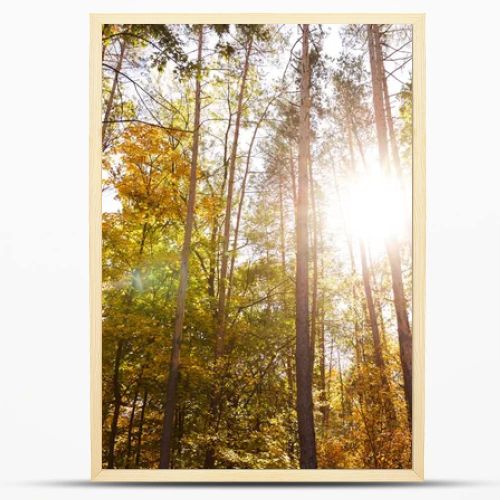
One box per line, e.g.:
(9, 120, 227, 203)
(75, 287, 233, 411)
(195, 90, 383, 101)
(325, 167, 408, 258)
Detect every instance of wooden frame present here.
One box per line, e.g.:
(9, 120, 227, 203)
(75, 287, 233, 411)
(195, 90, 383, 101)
(90, 12, 425, 482)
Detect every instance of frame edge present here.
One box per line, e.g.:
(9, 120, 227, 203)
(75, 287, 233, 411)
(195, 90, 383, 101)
(411, 12, 426, 481)
(90, 12, 103, 481)
(89, 12, 426, 482)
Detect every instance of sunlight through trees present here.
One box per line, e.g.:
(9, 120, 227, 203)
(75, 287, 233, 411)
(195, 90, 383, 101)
(101, 22, 413, 470)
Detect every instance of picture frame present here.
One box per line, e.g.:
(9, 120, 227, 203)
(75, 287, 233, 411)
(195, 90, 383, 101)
(90, 12, 425, 482)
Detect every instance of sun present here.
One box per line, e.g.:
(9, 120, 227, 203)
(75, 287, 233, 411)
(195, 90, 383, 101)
(345, 168, 407, 256)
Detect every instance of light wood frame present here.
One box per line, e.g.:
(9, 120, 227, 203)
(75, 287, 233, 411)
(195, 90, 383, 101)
(90, 12, 425, 482)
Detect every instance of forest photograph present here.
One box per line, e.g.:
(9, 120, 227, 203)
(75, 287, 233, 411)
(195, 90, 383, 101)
(100, 22, 414, 470)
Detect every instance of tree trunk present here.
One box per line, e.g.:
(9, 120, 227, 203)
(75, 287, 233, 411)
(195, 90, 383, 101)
(295, 24, 317, 469)
(125, 387, 139, 468)
(309, 163, 319, 373)
(346, 120, 382, 362)
(202, 37, 253, 469)
(279, 176, 296, 459)
(360, 240, 397, 424)
(279, 177, 288, 301)
(227, 95, 274, 316)
(102, 39, 126, 150)
(107, 338, 124, 468)
(207, 216, 218, 304)
(359, 242, 384, 368)
(135, 388, 148, 467)
(332, 163, 363, 365)
(289, 154, 298, 212)
(367, 25, 390, 171)
(347, 110, 397, 425)
(216, 36, 253, 356)
(207, 86, 233, 309)
(369, 250, 388, 347)
(173, 405, 185, 468)
(337, 347, 346, 428)
(387, 240, 413, 425)
(159, 26, 204, 469)
(319, 286, 328, 431)
(367, 24, 413, 427)
(376, 28, 403, 179)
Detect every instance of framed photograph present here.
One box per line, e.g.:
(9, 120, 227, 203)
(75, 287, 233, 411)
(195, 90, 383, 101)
(90, 13, 425, 482)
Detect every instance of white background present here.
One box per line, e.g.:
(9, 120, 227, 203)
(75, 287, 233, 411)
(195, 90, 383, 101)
(1, 0, 499, 498)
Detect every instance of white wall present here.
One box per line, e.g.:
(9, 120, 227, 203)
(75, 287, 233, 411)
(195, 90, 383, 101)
(1, 0, 499, 498)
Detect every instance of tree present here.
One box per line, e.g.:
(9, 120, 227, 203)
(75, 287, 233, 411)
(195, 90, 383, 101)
(295, 24, 317, 469)
(215, 32, 254, 357)
(367, 24, 413, 427)
(159, 25, 204, 469)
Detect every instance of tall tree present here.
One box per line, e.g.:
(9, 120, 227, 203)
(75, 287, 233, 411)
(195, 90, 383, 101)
(367, 24, 412, 426)
(295, 24, 317, 469)
(216, 33, 254, 356)
(202, 31, 255, 469)
(159, 25, 204, 469)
